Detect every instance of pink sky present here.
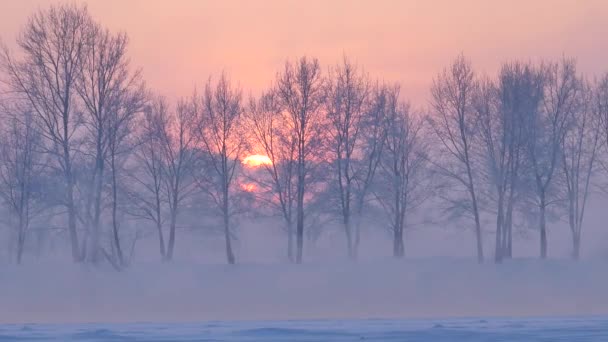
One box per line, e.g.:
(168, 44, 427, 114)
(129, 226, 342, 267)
(1, 0, 608, 105)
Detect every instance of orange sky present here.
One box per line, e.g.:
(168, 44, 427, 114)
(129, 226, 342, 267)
(1, 0, 608, 106)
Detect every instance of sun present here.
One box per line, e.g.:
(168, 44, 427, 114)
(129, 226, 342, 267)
(241, 183, 257, 192)
(243, 154, 272, 167)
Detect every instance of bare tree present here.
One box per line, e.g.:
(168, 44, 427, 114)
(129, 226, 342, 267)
(275, 57, 325, 263)
(247, 91, 297, 261)
(1, 4, 95, 262)
(597, 73, 608, 201)
(526, 59, 579, 259)
(347, 83, 390, 258)
(126, 97, 169, 259)
(474, 76, 506, 262)
(324, 56, 371, 258)
(160, 97, 198, 261)
(126, 96, 195, 261)
(0, 103, 48, 264)
(106, 95, 146, 266)
(194, 73, 245, 265)
(475, 62, 541, 262)
(561, 80, 599, 260)
(429, 55, 484, 262)
(375, 91, 428, 257)
(77, 23, 145, 263)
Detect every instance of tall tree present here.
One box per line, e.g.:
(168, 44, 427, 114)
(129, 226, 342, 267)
(105, 72, 146, 266)
(77, 24, 145, 263)
(561, 80, 599, 260)
(597, 73, 608, 214)
(195, 73, 246, 265)
(376, 91, 428, 257)
(429, 55, 484, 262)
(126, 97, 169, 259)
(160, 98, 198, 261)
(475, 62, 541, 262)
(1, 4, 94, 262)
(247, 91, 297, 261)
(351, 83, 389, 257)
(325, 57, 371, 258)
(526, 59, 578, 259)
(276, 57, 325, 264)
(0, 103, 48, 264)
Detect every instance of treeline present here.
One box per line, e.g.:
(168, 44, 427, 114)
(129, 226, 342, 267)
(0, 4, 606, 267)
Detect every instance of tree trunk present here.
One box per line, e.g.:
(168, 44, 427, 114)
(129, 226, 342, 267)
(472, 198, 483, 263)
(89, 158, 104, 263)
(155, 193, 165, 259)
(66, 173, 81, 262)
(16, 220, 25, 265)
(296, 195, 304, 264)
(62, 111, 81, 262)
(156, 220, 166, 259)
(166, 180, 180, 261)
(567, 194, 581, 260)
(14, 192, 27, 264)
(494, 192, 504, 263)
(539, 195, 547, 259)
(287, 221, 294, 263)
(295, 157, 305, 264)
(111, 155, 124, 266)
(353, 214, 362, 260)
(506, 221, 512, 258)
(223, 209, 235, 264)
(465, 161, 483, 263)
(393, 227, 404, 258)
(500, 212, 508, 259)
(505, 197, 514, 258)
(223, 184, 235, 264)
(166, 211, 177, 261)
(344, 218, 354, 259)
(572, 231, 581, 260)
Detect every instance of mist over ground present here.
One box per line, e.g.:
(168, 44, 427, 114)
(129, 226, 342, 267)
(2, 216, 608, 324)
(2, 258, 608, 324)
(1, 2, 608, 329)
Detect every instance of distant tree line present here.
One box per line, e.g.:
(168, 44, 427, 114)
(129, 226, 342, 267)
(0, 4, 607, 267)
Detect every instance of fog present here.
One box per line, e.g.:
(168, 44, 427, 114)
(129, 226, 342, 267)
(1, 2, 608, 326)
(3, 258, 608, 324)
(2, 210, 608, 324)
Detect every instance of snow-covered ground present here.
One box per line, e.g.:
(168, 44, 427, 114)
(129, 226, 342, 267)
(1, 316, 607, 341)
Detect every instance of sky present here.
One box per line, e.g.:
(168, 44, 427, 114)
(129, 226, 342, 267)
(1, 0, 608, 106)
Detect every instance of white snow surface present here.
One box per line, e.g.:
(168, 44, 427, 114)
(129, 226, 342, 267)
(1, 317, 607, 341)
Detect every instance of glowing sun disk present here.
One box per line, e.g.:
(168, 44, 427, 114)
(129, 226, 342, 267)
(243, 154, 272, 167)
